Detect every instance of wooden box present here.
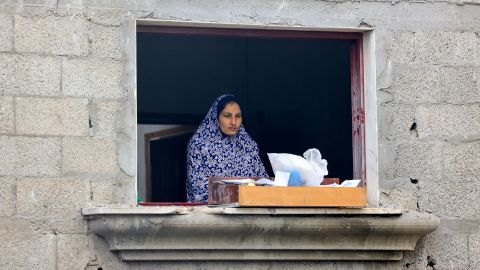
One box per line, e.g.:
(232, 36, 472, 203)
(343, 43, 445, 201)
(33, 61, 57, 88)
(208, 177, 367, 207)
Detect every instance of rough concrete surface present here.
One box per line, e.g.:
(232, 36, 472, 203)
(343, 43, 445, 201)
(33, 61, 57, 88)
(90, 179, 118, 205)
(377, 103, 415, 141)
(16, 178, 90, 220)
(393, 142, 443, 180)
(390, 64, 442, 104)
(0, 177, 15, 216)
(419, 178, 480, 218)
(63, 137, 118, 175)
(16, 97, 89, 136)
(0, 53, 15, 95)
(469, 233, 480, 269)
(15, 14, 89, 56)
(416, 104, 480, 141)
(439, 66, 480, 104)
(0, 136, 16, 175)
(90, 174, 135, 206)
(0, 14, 13, 52)
(0, 217, 56, 270)
(57, 233, 94, 270)
(388, 32, 415, 65)
(443, 141, 480, 180)
(420, 232, 469, 270)
(379, 178, 418, 211)
(0, 96, 14, 134)
(0, 136, 61, 177)
(415, 31, 479, 66)
(89, 100, 121, 139)
(1, 54, 61, 96)
(62, 57, 124, 99)
(90, 23, 122, 59)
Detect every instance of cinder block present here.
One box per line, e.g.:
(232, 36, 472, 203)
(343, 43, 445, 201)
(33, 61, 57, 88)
(0, 136, 16, 175)
(416, 104, 480, 141)
(90, 24, 122, 59)
(393, 142, 443, 180)
(415, 31, 479, 66)
(1, 54, 62, 96)
(91, 234, 129, 270)
(91, 179, 117, 205)
(57, 234, 93, 270)
(90, 100, 121, 138)
(16, 97, 89, 136)
(90, 174, 135, 205)
(16, 136, 62, 177)
(0, 14, 13, 52)
(63, 137, 118, 175)
(62, 58, 124, 99)
(469, 233, 480, 269)
(440, 67, 480, 104)
(420, 232, 469, 270)
(390, 64, 442, 104)
(0, 54, 16, 94)
(0, 177, 15, 216)
(475, 67, 480, 94)
(0, 96, 14, 134)
(444, 141, 480, 179)
(378, 103, 415, 141)
(388, 32, 415, 64)
(379, 178, 418, 212)
(16, 178, 90, 219)
(15, 15, 89, 56)
(0, 218, 56, 270)
(419, 178, 480, 218)
(401, 249, 425, 270)
(0, 136, 61, 177)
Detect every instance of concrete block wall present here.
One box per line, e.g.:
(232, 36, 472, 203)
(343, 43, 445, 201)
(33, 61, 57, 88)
(0, 3, 134, 270)
(0, 0, 479, 269)
(381, 23, 480, 269)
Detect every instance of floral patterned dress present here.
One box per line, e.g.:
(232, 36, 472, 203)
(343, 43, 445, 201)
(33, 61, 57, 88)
(186, 94, 268, 203)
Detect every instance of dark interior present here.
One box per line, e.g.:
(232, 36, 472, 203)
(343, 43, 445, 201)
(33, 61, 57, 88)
(137, 32, 353, 202)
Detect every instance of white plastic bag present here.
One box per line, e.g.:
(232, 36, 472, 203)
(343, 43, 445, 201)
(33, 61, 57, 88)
(303, 148, 328, 177)
(267, 148, 328, 186)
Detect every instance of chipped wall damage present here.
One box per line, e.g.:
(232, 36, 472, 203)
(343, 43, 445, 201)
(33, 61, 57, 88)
(0, 0, 479, 269)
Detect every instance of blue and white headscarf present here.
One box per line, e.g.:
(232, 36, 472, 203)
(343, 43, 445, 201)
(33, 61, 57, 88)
(186, 94, 268, 202)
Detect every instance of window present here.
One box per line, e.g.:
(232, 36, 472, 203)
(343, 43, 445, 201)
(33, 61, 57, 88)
(136, 23, 378, 206)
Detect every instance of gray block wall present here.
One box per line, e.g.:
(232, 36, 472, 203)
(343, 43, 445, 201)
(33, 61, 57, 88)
(0, 0, 479, 269)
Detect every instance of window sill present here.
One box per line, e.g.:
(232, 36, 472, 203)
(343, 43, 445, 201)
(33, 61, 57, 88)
(82, 206, 439, 262)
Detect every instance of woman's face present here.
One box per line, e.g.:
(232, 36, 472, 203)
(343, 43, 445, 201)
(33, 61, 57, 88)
(218, 102, 242, 136)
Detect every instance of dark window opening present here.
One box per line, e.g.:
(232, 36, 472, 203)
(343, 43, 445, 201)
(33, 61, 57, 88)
(137, 26, 364, 203)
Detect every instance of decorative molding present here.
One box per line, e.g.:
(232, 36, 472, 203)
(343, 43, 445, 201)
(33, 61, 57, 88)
(83, 207, 439, 262)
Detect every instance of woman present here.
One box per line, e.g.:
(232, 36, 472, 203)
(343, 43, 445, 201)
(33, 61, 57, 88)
(186, 94, 268, 203)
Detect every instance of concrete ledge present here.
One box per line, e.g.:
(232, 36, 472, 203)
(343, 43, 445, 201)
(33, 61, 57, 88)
(82, 206, 403, 215)
(83, 206, 439, 261)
